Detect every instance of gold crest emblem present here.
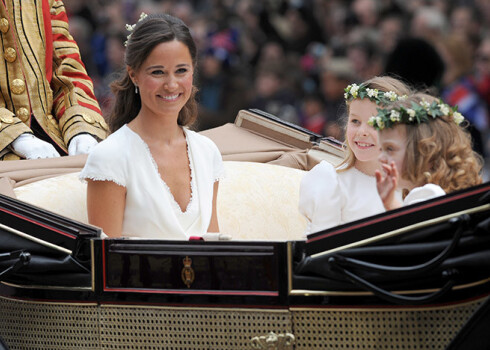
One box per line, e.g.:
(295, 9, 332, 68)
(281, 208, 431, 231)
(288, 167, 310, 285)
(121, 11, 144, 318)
(181, 256, 195, 288)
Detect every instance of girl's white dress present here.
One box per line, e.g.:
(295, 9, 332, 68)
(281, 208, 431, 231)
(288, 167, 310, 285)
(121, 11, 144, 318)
(299, 160, 385, 235)
(80, 125, 224, 239)
(403, 184, 445, 206)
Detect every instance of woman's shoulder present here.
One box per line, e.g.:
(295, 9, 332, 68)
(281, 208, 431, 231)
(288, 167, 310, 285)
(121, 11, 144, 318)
(81, 126, 134, 185)
(86, 126, 133, 162)
(96, 125, 130, 148)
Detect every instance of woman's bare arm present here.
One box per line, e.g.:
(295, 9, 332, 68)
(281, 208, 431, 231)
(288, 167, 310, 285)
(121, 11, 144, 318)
(207, 181, 220, 233)
(86, 179, 126, 237)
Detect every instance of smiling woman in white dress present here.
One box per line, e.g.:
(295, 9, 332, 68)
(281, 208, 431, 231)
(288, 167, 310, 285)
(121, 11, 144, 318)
(80, 14, 224, 239)
(298, 76, 412, 235)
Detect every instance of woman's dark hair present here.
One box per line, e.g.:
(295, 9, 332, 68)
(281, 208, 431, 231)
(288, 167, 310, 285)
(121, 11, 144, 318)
(109, 14, 198, 132)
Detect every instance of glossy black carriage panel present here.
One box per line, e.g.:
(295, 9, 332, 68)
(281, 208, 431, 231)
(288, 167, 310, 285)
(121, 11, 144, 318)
(294, 182, 490, 306)
(0, 193, 101, 254)
(306, 182, 490, 256)
(0, 193, 101, 289)
(101, 239, 289, 304)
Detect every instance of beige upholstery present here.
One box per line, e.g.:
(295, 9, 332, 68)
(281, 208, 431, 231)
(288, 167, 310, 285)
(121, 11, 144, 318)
(13, 161, 307, 241)
(218, 161, 307, 240)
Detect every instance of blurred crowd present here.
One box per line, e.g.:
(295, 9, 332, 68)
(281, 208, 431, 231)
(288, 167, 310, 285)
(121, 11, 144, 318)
(64, 0, 490, 162)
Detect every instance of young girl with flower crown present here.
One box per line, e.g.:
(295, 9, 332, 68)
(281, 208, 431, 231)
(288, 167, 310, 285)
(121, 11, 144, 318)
(298, 76, 412, 234)
(373, 93, 483, 210)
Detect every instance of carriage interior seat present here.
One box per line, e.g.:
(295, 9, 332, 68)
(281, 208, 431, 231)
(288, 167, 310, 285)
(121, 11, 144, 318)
(13, 161, 308, 241)
(7, 110, 347, 242)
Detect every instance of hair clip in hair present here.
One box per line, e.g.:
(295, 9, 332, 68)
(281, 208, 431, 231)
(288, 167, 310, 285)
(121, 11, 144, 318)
(124, 12, 149, 46)
(368, 99, 465, 130)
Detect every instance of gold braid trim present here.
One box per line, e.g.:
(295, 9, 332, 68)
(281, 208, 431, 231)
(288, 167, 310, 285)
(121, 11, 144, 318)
(0, 108, 31, 152)
(59, 106, 108, 147)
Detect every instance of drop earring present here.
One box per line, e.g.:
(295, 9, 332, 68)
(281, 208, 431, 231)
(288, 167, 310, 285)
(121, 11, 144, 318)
(135, 85, 139, 94)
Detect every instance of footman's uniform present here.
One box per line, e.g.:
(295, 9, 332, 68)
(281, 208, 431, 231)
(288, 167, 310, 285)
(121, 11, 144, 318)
(0, 0, 108, 160)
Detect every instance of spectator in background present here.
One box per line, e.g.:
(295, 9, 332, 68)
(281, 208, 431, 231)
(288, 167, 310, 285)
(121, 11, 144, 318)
(384, 37, 445, 91)
(300, 42, 330, 96)
(314, 1, 350, 54)
(449, 4, 482, 53)
(234, 1, 269, 68)
(410, 6, 448, 45)
(55, 0, 490, 174)
(196, 47, 250, 130)
(473, 35, 490, 112)
(256, 41, 288, 71)
(68, 15, 97, 76)
(249, 64, 299, 125)
(196, 49, 229, 128)
(319, 58, 356, 141)
(351, 0, 380, 29)
(263, 2, 324, 55)
(377, 13, 405, 57)
(346, 36, 383, 82)
(476, 0, 490, 26)
(298, 94, 326, 135)
(438, 34, 488, 156)
(96, 30, 127, 116)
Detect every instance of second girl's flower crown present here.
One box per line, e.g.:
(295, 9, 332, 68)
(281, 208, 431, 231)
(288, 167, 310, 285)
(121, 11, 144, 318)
(344, 83, 405, 105)
(368, 99, 465, 130)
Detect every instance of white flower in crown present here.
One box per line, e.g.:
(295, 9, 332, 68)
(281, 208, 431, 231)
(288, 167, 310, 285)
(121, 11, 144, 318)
(390, 110, 401, 122)
(407, 108, 416, 121)
(420, 100, 431, 110)
(349, 84, 359, 98)
(453, 111, 465, 125)
(344, 92, 349, 99)
(439, 103, 450, 116)
(398, 95, 408, 100)
(366, 88, 378, 98)
(384, 91, 397, 101)
(368, 116, 376, 126)
(376, 116, 385, 129)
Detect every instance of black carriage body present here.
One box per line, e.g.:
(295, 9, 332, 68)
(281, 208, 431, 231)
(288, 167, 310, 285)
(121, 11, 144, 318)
(0, 183, 489, 349)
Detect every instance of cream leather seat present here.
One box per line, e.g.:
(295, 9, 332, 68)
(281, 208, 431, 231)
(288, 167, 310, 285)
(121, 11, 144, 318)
(13, 161, 307, 241)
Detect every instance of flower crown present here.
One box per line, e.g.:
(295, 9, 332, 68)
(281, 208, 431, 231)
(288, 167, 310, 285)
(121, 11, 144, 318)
(124, 12, 148, 46)
(344, 83, 405, 105)
(368, 99, 465, 130)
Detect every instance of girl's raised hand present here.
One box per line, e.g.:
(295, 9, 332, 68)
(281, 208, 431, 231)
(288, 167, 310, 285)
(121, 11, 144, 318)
(375, 161, 401, 210)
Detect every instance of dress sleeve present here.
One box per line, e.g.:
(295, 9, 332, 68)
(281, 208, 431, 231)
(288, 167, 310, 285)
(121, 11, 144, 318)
(79, 137, 127, 187)
(298, 161, 343, 235)
(206, 137, 224, 181)
(403, 184, 446, 206)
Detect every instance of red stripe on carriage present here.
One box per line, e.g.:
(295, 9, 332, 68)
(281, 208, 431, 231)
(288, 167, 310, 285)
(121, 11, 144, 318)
(0, 207, 76, 239)
(307, 185, 490, 243)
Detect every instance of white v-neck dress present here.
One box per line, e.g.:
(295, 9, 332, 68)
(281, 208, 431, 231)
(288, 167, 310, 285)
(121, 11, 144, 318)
(80, 125, 224, 239)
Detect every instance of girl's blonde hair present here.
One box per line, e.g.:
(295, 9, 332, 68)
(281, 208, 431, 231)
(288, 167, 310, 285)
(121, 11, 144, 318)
(387, 93, 483, 193)
(338, 76, 412, 172)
